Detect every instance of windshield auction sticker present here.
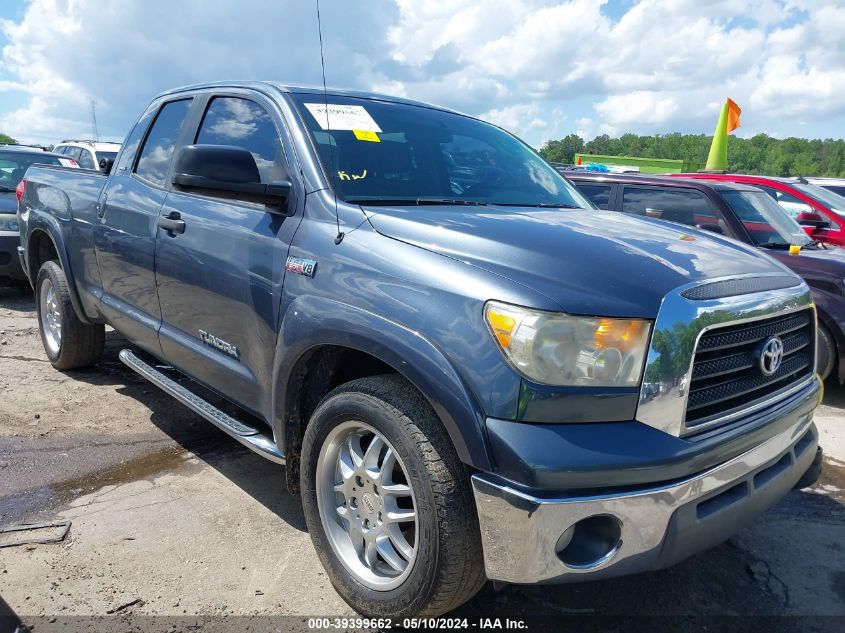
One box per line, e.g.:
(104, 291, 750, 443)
(304, 103, 382, 132)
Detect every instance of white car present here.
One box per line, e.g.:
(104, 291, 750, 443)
(804, 176, 845, 199)
(52, 140, 121, 171)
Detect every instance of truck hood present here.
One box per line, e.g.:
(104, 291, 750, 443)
(364, 205, 790, 317)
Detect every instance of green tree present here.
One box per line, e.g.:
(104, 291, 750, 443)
(540, 134, 584, 164)
(540, 130, 845, 177)
(0, 133, 17, 145)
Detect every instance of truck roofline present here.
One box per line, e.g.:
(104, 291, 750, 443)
(155, 80, 464, 117)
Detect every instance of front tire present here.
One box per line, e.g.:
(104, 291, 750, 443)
(36, 261, 104, 369)
(301, 375, 486, 618)
(817, 321, 836, 382)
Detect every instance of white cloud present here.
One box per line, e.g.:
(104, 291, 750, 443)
(0, 0, 844, 147)
(595, 91, 680, 126)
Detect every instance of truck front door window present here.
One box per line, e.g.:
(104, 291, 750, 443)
(135, 99, 192, 187)
(195, 97, 287, 184)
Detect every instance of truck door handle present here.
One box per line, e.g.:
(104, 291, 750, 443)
(158, 212, 186, 235)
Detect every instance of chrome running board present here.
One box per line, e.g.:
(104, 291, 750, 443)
(119, 349, 285, 464)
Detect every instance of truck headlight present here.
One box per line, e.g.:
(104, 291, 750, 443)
(484, 301, 652, 387)
(0, 215, 19, 232)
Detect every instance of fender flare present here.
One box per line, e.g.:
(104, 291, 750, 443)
(271, 294, 492, 475)
(26, 216, 92, 324)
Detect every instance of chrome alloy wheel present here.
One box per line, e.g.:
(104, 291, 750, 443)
(316, 421, 418, 590)
(39, 278, 61, 355)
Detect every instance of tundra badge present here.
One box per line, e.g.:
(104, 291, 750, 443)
(286, 256, 317, 277)
(199, 330, 240, 360)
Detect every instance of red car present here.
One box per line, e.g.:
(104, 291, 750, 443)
(670, 173, 845, 247)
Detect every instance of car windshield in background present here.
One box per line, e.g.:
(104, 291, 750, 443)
(0, 154, 61, 189)
(721, 190, 812, 248)
(793, 182, 845, 215)
(820, 185, 845, 198)
(290, 93, 591, 209)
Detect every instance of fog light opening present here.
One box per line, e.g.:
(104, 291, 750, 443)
(556, 514, 622, 569)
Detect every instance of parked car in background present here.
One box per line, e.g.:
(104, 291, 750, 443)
(805, 176, 845, 199)
(671, 173, 845, 248)
(569, 172, 845, 382)
(52, 140, 121, 172)
(0, 143, 50, 153)
(0, 147, 77, 282)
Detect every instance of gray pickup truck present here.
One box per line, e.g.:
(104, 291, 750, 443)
(18, 81, 823, 618)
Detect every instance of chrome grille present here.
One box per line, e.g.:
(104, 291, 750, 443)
(685, 309, 815, 428)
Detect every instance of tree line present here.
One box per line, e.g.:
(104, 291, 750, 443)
(539, 132, 845, 177)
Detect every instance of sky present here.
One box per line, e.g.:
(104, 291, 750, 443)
(1, 0, 844, 148)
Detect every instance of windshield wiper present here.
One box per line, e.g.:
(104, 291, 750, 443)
(346, 197, 488, 206)
(757, 242, 792, 250)
(0, 186, 16, 192)
(493, 202, 581, 209)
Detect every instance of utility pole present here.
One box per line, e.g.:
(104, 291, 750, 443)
(90, 100, 100, 142)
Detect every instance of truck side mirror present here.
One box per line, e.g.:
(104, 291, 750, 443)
(172, 144, 292, 213)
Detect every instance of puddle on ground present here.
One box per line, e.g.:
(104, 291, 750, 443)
(51, 444, 201, 498)
(0, 444, 204, 526)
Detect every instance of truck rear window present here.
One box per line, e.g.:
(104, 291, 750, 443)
(290, 93, 589, 209)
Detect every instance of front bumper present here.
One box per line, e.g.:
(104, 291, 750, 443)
(0, 232, 25, 280)
(472, 407, 818, 584)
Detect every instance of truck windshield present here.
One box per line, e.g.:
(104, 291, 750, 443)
(290, 93, 590, 209)
(721, 190, 812, 249)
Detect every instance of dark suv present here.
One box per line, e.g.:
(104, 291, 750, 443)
(0, 147, 71, 282)
(568, 172, 845, 382)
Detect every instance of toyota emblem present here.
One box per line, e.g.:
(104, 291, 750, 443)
(759, 336, 784, 376)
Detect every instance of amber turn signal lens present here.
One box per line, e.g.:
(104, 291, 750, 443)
(485, 308, 518, 348)
(594, 318, 650, 353)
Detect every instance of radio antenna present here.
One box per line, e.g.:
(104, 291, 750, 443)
(316, 0, 343, 245)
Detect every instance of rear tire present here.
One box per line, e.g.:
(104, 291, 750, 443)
(816, 321, 836, 382)
(36, 261, 104, 370)
(300, 374, 486, 618)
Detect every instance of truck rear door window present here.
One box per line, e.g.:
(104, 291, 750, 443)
(135, 99, 192, 187)
(622, 187, 725, 232)
(195, 97, 287, 183)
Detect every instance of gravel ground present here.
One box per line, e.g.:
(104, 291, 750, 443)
(1, 283, 844, 630)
